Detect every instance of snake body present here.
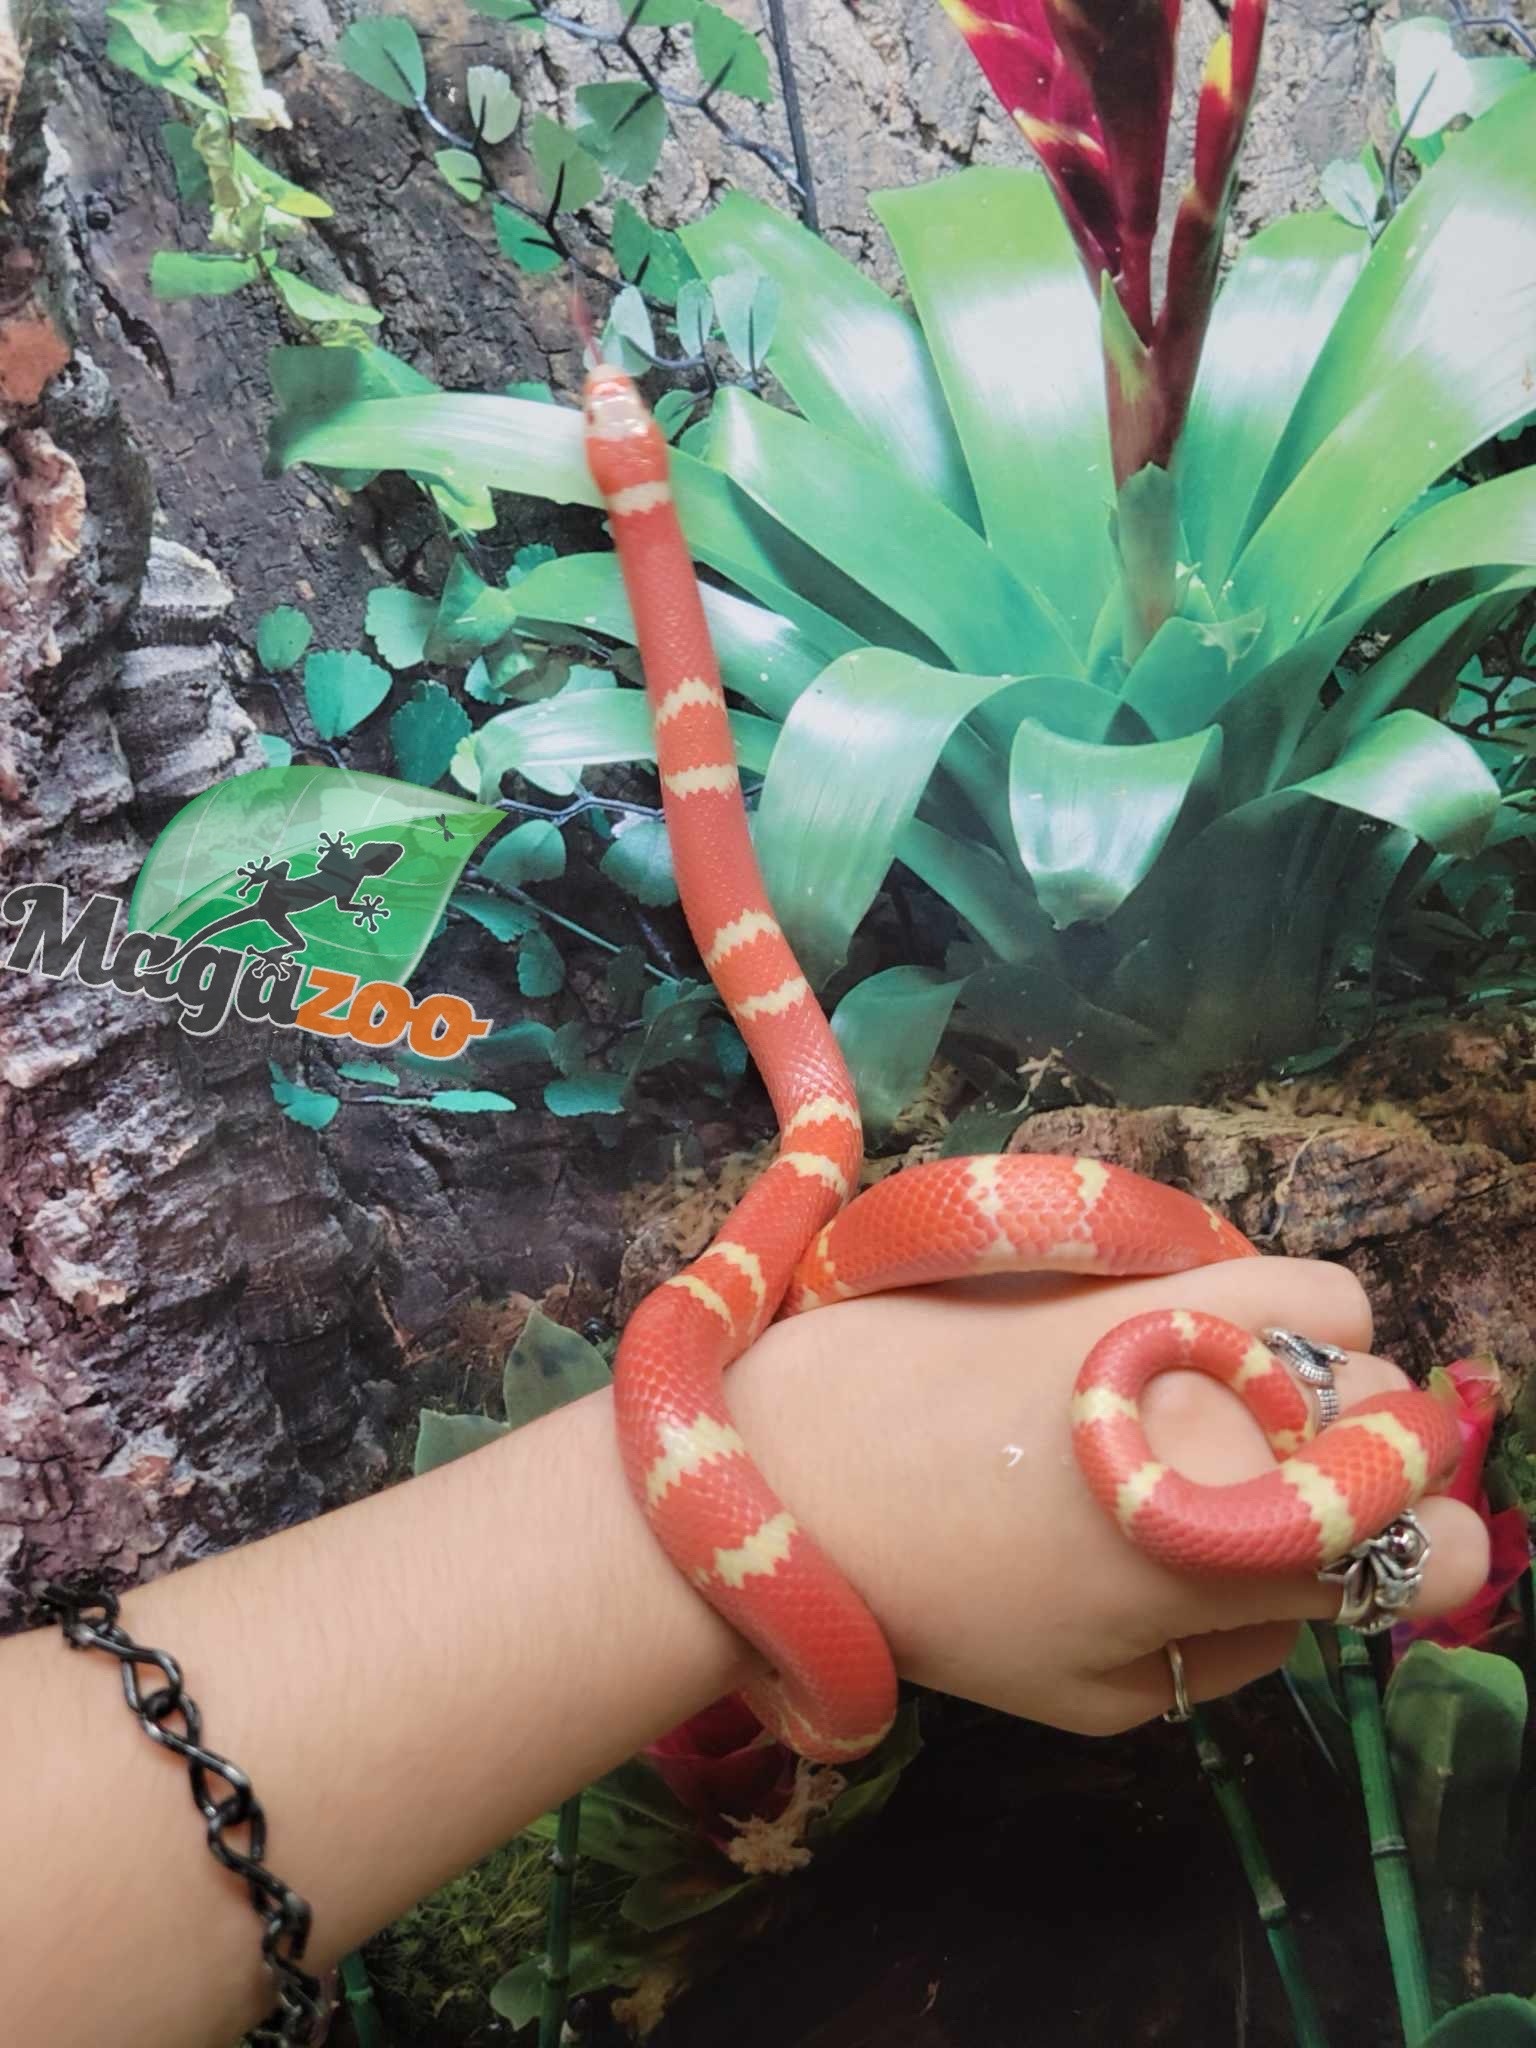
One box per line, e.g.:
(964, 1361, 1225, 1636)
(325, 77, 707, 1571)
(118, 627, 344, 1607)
(582, 363, 1460, 1763)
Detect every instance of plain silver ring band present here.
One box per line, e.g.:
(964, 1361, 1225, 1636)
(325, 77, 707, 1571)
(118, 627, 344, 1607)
(1162, 1638, 1194, 1724)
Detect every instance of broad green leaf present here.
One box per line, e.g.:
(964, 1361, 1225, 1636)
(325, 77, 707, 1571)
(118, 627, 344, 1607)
(599, 817, 678, 906)
(517, 926, 564, 996)
(1236, 82, 1536, 647)
(148, 0, 230, 32)
(691, 0, 771, 102)
(366, 587, 435, 668)
(1385, 1641, 1528, 1888)
(462, 684, 774, 802)
(545, 1072, 629, 1115)
(754, 650, 1021, 984)
(413, 1410, 506, 1474)
(708, 268, 780, 378)
(434, 148, 486, 203)
(491, 202, 562, 273)
(336, 17, 425, 106)
(1177, 211, 1367, 590)
(106, 6, 217, 109)
(630, 0, 696, 19)
(895, 817, 1049, 966)
(467, 63, 521, 144)
(150, 250, 259, 299)
(873, 169, 1110, 650)
(270, 386, 866, 658)
(511, 551, 832, 719)
(831, 966, 963, 1130)
(268, 1064, 338, 1129)
(270, 270, 380, 327)
(1008, 721, 1220, 928)
(130, 768, 501, 988)
(683, 190, 978, 528)
(390, 682, 471, 786)
(424, 1088, 515, 1112)
(491, 1940, 647, 2031)
(1291, 711, 1499, 857)
(471, 0, 546, 20)
(703, 388, 1077, 676)
(530, 112, 603, 213)
(503, 1305, 611, 1429)
(303, 649, 392, 740)
(256, 604, 311, 671)
(1421, 1999, 1536, 2044)
(576, 81, 667, 186)
(621, 1870, 752, 1931)
(1120, 613, 1264, 738)
(481, 819, 566, 887)
(1337, 469, 1536, 618)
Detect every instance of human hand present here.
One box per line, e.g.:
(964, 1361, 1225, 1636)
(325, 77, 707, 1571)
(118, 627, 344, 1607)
(725, 1258, 1490, 1735)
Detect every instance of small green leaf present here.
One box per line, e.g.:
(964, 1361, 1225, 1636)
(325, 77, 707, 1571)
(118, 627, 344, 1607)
(709, 268, 779, 374)
(270, 269, 381, 327)
(234, 144, 334, 221)
(366, 586, 436, 669)
(507, 542, 558, 582)
(256, 732, 294, 768)
(470, 0, 545, 21)
(517, 926, 565, 997)
(504, 378, 555, 403)
(653, 388, 698, 438)
(391, 682, 473, 787)
(159, 120, 211, 205)
(256, 604, 311, 671)
(268, 1062, 339, 1130)
(149, 250, 260, 299)
(611, 198, 684, 302)
(674, 277, 714, 355)
(502, 1306, 610, 1428)
(336, 16, 426, 107)
(629, 0, 697, 21)
(691, 0, 772, 102)
(452, 887, 539, 940)
(467, 63, 521, 144)
(428, 556, 523, 663)
(576, 81, 667, 186)
(544, 1072, 629, 1116)
(530, 113, 604, 214)
(482, 819, 566, 887)
(434, 148, 486, 202)
(599, 817, 677, 905)
(303, 649, 393, 741)
(413, 1410, 507, 1475)
(1319, 157, 1379, 231)
(338, 1059, 400, 1086)
(491, 201, 562, 274)
(1421, 1997, 1536, 2044)
(605, 944, 648, 1014)
(602, 285, 655, 374)
(424, 1088, 516, 1112)
(463, 656, 504, 705)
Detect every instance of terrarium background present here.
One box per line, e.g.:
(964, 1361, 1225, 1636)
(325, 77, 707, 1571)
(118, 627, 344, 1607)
(4, 1, 1536, 2042)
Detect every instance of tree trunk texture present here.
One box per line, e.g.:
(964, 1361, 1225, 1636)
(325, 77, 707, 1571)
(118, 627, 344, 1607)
(0, 0, 1488, 1638)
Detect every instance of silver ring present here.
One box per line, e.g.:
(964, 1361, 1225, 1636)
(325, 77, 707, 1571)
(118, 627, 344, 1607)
(1262, 1327, 1345, 1430)
(1317, 1510, 1432, 1633)
(1162, 1638, 1194, 1723)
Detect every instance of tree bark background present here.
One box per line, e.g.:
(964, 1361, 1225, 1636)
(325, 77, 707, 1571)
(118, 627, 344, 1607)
(0, 0, 1459, 1624)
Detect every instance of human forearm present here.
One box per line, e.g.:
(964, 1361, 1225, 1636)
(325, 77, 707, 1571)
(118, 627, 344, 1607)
(3, 1388, 753, 2048)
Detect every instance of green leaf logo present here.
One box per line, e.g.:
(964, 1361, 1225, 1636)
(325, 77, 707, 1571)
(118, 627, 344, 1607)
(128, 766, 501, 989)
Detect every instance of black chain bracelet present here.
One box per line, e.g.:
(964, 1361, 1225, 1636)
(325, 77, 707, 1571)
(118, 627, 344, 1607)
(32, 1579, 331, 2046)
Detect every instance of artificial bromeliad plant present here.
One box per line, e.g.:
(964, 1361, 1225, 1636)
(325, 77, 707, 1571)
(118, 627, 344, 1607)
(269, 3, 1536, 1123)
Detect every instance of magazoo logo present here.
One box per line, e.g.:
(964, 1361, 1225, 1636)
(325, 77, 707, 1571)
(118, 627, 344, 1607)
(2, 768, 504, 1055)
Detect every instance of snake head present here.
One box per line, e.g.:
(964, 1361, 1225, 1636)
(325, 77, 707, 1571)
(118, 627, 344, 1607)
(582, 364, 668, 499)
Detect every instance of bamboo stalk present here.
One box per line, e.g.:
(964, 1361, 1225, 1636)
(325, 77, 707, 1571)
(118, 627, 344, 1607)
(338, 1949, 386, 2048)
(1336, 1628, 1435, 2044)
(538, 1793, 583, 2048)
(1189, 1707, 1331, 2047)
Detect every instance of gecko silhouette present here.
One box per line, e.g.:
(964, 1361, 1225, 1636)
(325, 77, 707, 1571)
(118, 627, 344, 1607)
(155, 830, 406, 983)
